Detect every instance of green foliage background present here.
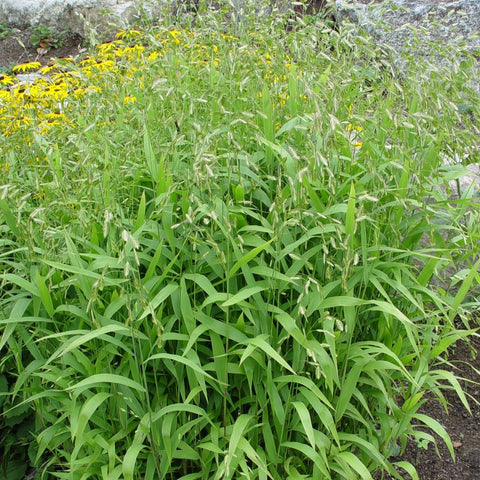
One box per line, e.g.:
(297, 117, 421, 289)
(1, 4, 479, 479)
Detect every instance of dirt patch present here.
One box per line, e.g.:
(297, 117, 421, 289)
(0, 27, 85, 70)
(387, 334, 480, 480)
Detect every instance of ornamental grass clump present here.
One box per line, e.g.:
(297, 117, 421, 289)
(0, 5, 479, 479)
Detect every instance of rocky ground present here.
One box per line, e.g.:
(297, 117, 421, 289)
(0, 27, 87, 70)
(1, 17, 480, 480)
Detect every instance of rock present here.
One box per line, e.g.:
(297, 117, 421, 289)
(334, 0, 480, 53)
(2, 0, 480, 53)
(333, 0, 480, 74)
(0, 0, 167, 36)
(442, 162, 480, 199)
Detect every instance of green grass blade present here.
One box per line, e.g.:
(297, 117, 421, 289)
(449, 257, 480, 322)
(228, 238, 275, 279)
(65, 374, 146, 394)
(0, 199, 21, 238)
(291, 401, 315, 448)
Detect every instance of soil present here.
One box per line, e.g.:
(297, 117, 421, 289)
(384, 335, 480, 480)
(0, 27, 86, 70)
(2, 19, 480, 480)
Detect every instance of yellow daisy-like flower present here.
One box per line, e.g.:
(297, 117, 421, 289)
(169, 29, 182, 45)
(116, 29, 141, 40)
(0, 74, 14, 85)
(0, 90, 11, 102)
(123, 95, 137, 105)
(12, 61, 42, 73)
(347, 123, 363, 132)
(39, 64, 58, 75)
(147, 51, 161, 62)
(44, 112, 68, 122)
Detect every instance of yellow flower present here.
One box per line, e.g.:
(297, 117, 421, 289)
(0, 74, 14, 85)
(39, 64, 58, 75)
(116, 29, 142, 40)
(147, 51, 161, 62)
(44, 112, 68, 123)
(347, 123, 363, 132)
(12, 61, 42, 73)
(32, 188, 46, 200)
(0, 90, 11, 103)
(123, 95, 137, 105)
(169, 29, 182, 44)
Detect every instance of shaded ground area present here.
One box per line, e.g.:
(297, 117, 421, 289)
(1, 23, 480, 480)
(385, 335, 480, 480)
(0, 26, 85, 70)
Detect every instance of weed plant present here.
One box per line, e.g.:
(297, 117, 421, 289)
(30, 25, 66, 52)
(0, 23, 13, 40)
(0, 4, 479, 479)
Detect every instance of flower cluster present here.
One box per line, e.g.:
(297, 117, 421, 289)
(0, 26, 315, 153)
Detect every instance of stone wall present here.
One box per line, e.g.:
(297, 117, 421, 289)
(1, 0, 480, 48)
(335, 0, 480, 65)
(0, 0, 165, 35)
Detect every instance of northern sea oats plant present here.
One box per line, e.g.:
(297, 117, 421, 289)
(0, 4, 479, 479)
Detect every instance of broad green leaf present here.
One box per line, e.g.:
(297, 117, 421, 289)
(73, 392, 112, 444)
(3, 273, 39, 297)
(183, 273, 218, 297)
(275, 311, 309, 348)
(0, 297, 30, 352)
(222, 286, 265, 307)
(320, 296, 366, 309)
(413, 413, 454, 459)
(299, 387, 338, 445)
(237, 437, 271, 479)
(225, 415, 254, 478)
(146, 352, 224, 385)
(282, 441, 329, 477)
(123, 444, 145, 480)
(338, 432, 388, 471)
(334, 451, 372, 479)
(228, 237, 275, 279)
(143, 241, 163, 283)
(449, 258, 480, 322)
(242, 335, 295, 374)
(144, 127, 158, 179)
(291, 401, 315, 448)
(149, 403, 210, 425)
(45, 324, 131, 365)
(392, 461, 419, 480)
(66, 374, 146, 393)
(345, 182, 356, 240)
(133, 191, 146, 232)
(335, 362, 363, 422)
(0, 199, 21, 238)
(42, 260, 125, 286)
(139, 283, 178, 320)
(275, 375, 333, 410)
(431, 368, 471, 413)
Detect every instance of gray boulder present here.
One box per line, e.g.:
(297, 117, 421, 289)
(0, 0, 166, 35)
(334, 0, 480, 67)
